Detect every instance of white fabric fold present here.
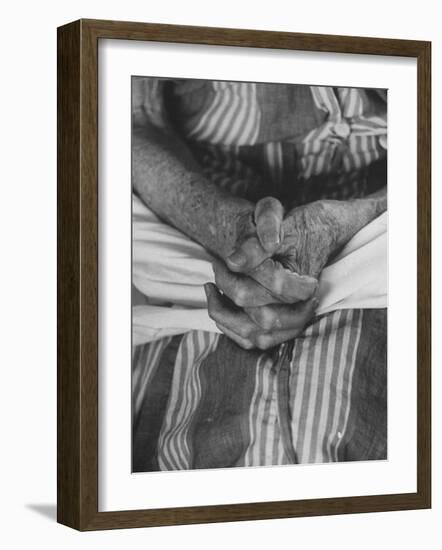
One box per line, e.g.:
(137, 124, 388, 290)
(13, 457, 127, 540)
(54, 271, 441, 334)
(132, 194, 387, 345)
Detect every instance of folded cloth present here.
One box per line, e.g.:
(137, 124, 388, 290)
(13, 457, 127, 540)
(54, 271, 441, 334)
(132, 194, 387, 345)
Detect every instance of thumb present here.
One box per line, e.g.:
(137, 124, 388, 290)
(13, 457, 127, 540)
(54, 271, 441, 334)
(226, 235, 270, 273)
(254, 197, 284, 253)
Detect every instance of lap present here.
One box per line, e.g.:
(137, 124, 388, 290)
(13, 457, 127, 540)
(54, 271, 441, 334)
(132, 308, 387, 472)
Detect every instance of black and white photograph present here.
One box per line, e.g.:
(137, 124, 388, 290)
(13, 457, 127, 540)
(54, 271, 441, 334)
(131, 76, 388, 472)
(1, 0, 436, 541)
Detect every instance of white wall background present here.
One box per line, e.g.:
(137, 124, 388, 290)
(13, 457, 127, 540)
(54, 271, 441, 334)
(0, 0, 439, 548)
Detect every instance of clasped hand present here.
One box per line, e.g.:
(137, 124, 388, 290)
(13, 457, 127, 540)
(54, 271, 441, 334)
(204, 197, 336, 350)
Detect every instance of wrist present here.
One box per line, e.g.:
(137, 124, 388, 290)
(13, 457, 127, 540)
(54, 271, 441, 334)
(319, 190, 387, 251)
(281, 200, 337, 277)
(214, 201, 255, 259)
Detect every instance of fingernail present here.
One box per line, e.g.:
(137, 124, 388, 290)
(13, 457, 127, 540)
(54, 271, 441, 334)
(203, 283, 210, 297)
(227, 249, 246, 267)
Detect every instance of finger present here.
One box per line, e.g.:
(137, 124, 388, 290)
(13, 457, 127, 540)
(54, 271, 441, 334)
(252, 326, 308, 350)
(250, 258, 318, 303)
(254, 197, 284, 253)
(215, 322, 255, 350)
(226, 235, 270, 274)
(204, 283, 260, 339)
(219, 321, 309, 351)
(205, 284, 317, 351)
(244, 295, 318, 332)
(212, 258, 283, 307)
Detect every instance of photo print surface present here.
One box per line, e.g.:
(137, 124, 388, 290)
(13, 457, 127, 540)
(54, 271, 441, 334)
(131, 76, 388, 472)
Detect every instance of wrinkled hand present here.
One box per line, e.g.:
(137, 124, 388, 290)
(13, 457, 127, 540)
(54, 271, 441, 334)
(227, 198, 337, 295)
(204, 280, 318, 350)
(226, 198, 320, 304)
(205, 197, 338, 350)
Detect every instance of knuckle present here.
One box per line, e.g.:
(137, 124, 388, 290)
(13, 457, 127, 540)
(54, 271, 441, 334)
(255, 308, 276, 331)
(255, 334, 273, 350)
(242, 340, 255, 350)
(272, 274, 284, 296)
(233, 287, 250, 307)
(240, 325, 253, 339)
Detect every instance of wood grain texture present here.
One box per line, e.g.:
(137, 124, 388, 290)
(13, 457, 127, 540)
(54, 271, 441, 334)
(57, 20, 81, 529)
(57, 19, 431, 531)
(416, 41, 431, 506)
(81, 18, 428, 56)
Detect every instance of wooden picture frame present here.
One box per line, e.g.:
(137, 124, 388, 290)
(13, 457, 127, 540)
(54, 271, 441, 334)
(57, 18, 431, 530)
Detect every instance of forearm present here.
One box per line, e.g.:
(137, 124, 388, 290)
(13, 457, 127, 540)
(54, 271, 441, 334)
(132, 123, 253, 258)
(320, 187, 387, 251)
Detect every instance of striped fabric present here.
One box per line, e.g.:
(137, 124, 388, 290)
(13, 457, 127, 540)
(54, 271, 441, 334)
(133, 77, 387, 203)
(175, 80, 386, 186)
(263, 142, 285, 186)
(242, 351, 290, 467)
(184, 81, 261, 146)
(179, 84, 386, 204)
(287, 309, 362, 464)
(132, 336, 172, 420)
(132, 309, 387, 471)
(301, 86, 387, 179)
(157, 331, 219, 470)
(196, 143, 268, 201)
(192, 140, 385, 207)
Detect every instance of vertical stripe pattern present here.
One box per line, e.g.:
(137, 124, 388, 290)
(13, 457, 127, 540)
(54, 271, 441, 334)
(187, 82, 261, 146)
(243, 353, 289, 466)
(132, 337, 172, 423)
(157, 331, 219, 470)
(132, 310, 378, 470)
(264, 142, 284, 186)
(287, 309, 363, 463)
